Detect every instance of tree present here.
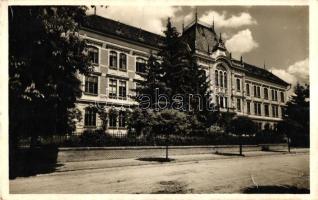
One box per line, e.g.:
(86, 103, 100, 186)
(9, 6, 91, 149)
(279, 83, 309, 147)
(228, 116, 257, 155)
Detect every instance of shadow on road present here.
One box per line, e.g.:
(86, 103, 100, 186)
(136, 157, 175, 163)
(242, 185, 309, 194)
(214, 152, 245, 157)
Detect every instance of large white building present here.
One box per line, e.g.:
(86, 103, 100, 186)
(75, 15, 290, 135)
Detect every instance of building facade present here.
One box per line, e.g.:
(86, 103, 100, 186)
(75, 15, 290, 135)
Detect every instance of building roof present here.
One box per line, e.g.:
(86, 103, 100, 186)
(82, 15, 289, 87)
(232, 60, 289, 86)
(82, 15, 164, 48)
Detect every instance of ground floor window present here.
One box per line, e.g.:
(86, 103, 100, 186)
(118, 111, 126, 128)
(84, 108, 96, 127)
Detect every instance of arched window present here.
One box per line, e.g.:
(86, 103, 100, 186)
(88, 46, 99, 65)
(236, 78, 241, 91)
(220, 71, 223, 87)
(215, 70, 218, 86)
(109, 51, 118, 69)
(224, 72, 227, 88)
(136, 57, 146, 73)
(119, 53, 127, 71)
(84, 107, 96, 127)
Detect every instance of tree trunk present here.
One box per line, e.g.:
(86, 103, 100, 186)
(239, 144, 242, 155)
(165, 133, 169, 160)
(287, 137, 291, 153)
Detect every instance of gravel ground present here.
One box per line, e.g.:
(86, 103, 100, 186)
(10, 152, 309, 194)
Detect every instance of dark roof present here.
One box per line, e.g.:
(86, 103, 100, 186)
(82, 15, 164, 48)
(232, 59, 289, 86)
(82, 15, 289, 87)
(182, 21, 218, 53)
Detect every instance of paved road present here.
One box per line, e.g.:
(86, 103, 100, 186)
(10, 152, 309, 194)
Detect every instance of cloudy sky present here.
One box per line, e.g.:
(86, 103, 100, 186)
(87, 6, 309, 86)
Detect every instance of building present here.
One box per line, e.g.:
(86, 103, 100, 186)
(75, 14, 290, 135)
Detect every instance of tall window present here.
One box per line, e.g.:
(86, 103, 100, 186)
(220, 96, 224, 108)
(275, 90, 278, 101)
(280, 91, 285, 102)
(254, 102, 261, 116)
(85, 76, 98, 95)
(264, 88, 268, 99)
(109, 112, 117, 128)
(236, 79, 241, 91)
(220, 71, 223, 87)
(246, 84, 250, 96)
(119, 81, 127, 99)
(224, 72, 227, 88)
(254, 85, 257, 97)
(136, 57, 146, 73)
(272, 105, 279, 118)
(135, 82, 142, 97)
(118, 111, 126, 128)
(215, 95, 219, 106)
(247, 101, 251, 114)
(264, 104, 269, 116)
(215, 70, 219, 86)
(271, 89, 277, 101)
(109, 51, 118, 69)
(257, 86, 261, 98)
(84, 108, 96, 127)
(119, 53, 127, 71)
(88, 46, 99, 65)
(109, 79, 117, 98)
(236, 98, 241, 112)
(224, 97, 228, 108)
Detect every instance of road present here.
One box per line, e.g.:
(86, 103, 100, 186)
(10, 152, 309, 194)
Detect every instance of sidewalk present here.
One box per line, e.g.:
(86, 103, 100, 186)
(52, 148, 309, 174)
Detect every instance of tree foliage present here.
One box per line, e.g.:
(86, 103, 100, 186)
(9, 6, 91, 146)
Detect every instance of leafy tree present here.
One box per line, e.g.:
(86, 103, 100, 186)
(9, 6, 91, 149)
(279, 83, 309, 147)
(228, 116, 257, 155)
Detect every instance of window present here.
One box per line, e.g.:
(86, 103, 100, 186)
(246, 84, 250, 96)
(264, 88, 268, 99)
(135, 82, 142, 97)
(84, 108, 96, 127)
(215, 70, 219, 86)
(118, 111, 126, 128)
(88, 46, 99, 65)
(109, 112, 117, 128)
(281, 91, 285, 102)
(224, 97, 228, 108)
(220, 96, 224, 108)
(119, 53, 127, 71)
(275, 90, 278, 101)
(136, 57, 146, 73)
(215, 95, 219, 106)
(254, 102, 261, 116)
(220, 71, 223, 87)
(257, 87, 261, 98)
(109, 51, 118, 69)
(224, 72, 227, 88)
(85, 76, 98, 95)
(254, 85, 257, 97)
(109, 79, 117, 99)
(236, 79, 241, 91)
(236, 98, 241, 112)
(119, 81, 127, 99)
(264, 104, 269, 116)
(247, 101, 251, 114)
(272, 105, 279, 118)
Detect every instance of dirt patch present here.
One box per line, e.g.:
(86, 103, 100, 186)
(152, 180, 191, 193)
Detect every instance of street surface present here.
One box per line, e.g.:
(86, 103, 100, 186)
(10, 152, 309, 193)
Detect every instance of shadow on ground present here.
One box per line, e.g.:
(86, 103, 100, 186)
(136, 157, 175, 163)
(214, 152, 245, 157)
(10, 145, 62, 179)
(242, 185, 309, 194)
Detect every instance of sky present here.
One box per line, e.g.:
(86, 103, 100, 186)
(87, 6, 309, 86)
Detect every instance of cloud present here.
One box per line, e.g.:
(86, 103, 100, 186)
(225, 29, 259, 57)
(87, 6, 180, 35)
(272, 58, 309, 85)
(199, 11, 257, 28)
